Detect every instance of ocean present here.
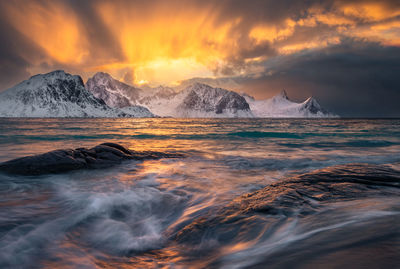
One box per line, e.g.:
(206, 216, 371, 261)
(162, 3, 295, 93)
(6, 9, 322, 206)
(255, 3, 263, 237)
(0, 118, 399, 268)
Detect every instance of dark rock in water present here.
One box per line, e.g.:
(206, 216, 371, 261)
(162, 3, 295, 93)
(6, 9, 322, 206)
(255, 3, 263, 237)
(175, 164, 400, 245)
(239, 163, 399, 215)
(0, 143, 183, 175)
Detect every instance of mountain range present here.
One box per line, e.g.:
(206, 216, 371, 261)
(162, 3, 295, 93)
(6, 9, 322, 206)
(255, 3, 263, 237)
(0, 70, 336, 118)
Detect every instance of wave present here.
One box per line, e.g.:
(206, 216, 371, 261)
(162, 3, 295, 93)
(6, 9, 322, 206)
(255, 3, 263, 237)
(0, 185, 189, 268)
(173, 163, 400, 267)
(0, 162, 399, 268)
(280, 140, 398, 148)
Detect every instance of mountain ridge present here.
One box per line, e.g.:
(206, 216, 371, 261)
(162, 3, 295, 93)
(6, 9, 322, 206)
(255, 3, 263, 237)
(0, 71, 155, 117)
(0, 70, 337, 118)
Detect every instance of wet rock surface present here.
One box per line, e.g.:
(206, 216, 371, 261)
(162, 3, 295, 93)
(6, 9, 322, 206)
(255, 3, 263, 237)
(175, 164, 400, 245)
(0, 142, 183, 175)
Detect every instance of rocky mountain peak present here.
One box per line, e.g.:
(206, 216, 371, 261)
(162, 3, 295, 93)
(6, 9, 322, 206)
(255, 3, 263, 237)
(0, 71, 154, 117)
(86, 72, 143, 108)
(279, 90, 289, 100)
(301, 96, 325, 114)
(180, 83, 251, 115)
(273, 90, 289, 101)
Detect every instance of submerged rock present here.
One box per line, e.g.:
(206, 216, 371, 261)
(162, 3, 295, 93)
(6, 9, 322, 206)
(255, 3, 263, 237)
(175, 164, 400, 245)
(0, 142, 183, 175)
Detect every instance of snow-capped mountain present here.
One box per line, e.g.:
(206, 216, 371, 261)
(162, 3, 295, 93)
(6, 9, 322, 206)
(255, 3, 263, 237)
(86, 73, 179, 110)
(244, 90, 336, 117)
(85, 73, 253, 117)
(177, 83, 252, 117)
(0, 71, 154, 117)
(141, 83, 253, 118)
(86, 72, 143, 108)
(0, 70, 335, 118)
(84, 72, 336, 118)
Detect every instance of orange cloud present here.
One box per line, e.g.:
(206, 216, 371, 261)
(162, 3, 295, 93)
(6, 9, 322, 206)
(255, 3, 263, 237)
(249, 19, 296, 43)
(1, 0, 400, 87)
(95, 1, 242, 84)
(2, 0, 88, 64)
(340, 2, 400, 21)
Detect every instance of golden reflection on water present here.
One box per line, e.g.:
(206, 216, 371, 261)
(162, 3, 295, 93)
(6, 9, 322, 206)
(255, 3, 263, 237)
(85, 248, 184, 269)
(1, 119, 400, 268)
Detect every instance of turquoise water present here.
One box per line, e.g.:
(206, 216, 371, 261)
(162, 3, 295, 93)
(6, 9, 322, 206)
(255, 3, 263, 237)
(0, 118, 399, 268)
(1, 118, 400, 164)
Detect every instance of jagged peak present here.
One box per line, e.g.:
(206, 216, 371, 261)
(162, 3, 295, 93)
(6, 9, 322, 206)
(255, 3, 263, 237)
(87, 72, 140, 90)
(275, 89, 289, 100)
(300, 96, 326, 115)
(303, 96, 320, 106)
(86, 72, 124, 89)
(87, 72, 115, 85)
(92, 72, 112, 79)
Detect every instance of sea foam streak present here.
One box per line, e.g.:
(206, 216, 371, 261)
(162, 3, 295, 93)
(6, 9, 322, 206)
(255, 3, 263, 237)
(0, 118, 399, 268)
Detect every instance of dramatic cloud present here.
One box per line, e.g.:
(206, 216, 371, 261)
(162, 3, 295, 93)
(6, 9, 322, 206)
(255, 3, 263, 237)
(240, 39, 400, 117)
(0, 0, 399, 116)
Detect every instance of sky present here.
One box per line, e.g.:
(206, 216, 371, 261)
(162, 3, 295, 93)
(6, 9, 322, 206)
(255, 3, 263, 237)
(0, 0, 400, 117)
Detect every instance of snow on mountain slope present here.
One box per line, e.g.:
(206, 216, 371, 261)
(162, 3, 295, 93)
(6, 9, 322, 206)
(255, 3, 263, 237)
(244, 90, 337, 118)
(143, 83, 253, 118)
(0, 71, 154, 117)
(85, 73, 178, 115)
(139, 85, 177, 105)
(85, 72, 253, 118)
(84, 72, 337, 118)
(86, 72, 144, 107)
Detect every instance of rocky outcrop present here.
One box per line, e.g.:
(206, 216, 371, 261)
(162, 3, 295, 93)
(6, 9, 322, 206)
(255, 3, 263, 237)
(175, 163, 400, 245)
(0, 143, 183, 175)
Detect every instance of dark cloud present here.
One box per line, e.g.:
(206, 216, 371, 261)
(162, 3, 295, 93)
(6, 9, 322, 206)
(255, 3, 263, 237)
(0, 16, 42, 90)
(66, 0, 124, 62)
(0, 0, 399, 116)
(238, 39, 400, 117)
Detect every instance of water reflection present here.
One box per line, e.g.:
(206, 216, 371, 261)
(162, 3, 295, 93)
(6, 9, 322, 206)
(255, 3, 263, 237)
(0, 118, 399, 268)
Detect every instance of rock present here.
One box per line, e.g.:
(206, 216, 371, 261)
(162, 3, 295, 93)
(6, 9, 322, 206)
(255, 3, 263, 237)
(0, 143, 183, 175)
(175, 164, 400, 245)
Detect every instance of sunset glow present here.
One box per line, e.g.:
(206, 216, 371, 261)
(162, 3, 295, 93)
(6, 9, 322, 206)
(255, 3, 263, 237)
(1, 0, 399, 88)
(0, 1, 400, 267)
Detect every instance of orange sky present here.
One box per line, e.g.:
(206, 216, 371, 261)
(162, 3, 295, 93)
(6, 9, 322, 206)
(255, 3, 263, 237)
(0, 0, 400, 88)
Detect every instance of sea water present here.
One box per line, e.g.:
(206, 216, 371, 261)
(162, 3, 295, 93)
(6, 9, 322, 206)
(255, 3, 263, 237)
(0, 118, 399, 268)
